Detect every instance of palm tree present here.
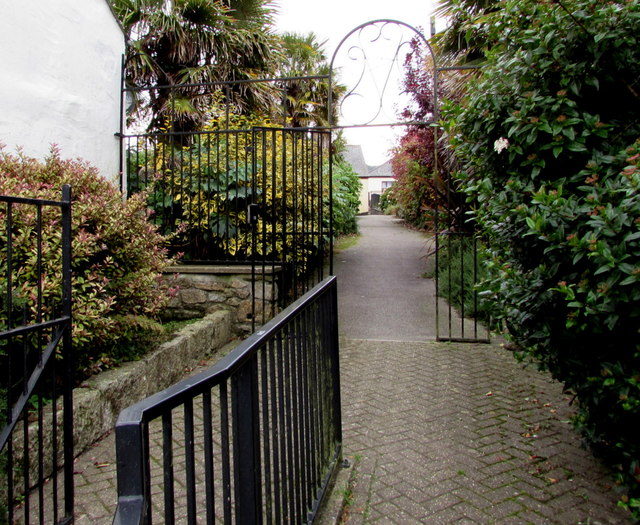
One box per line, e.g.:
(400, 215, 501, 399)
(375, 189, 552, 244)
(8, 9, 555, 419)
(111, 0, 282, 132)
(431, 0, 501, 65)
(277, 32, 344, 128)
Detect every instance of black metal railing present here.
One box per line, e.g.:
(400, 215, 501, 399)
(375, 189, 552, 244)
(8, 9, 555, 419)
(113, 276, 341, 525)
(124, 126, 332, 329)
(0, 186, 74, 524)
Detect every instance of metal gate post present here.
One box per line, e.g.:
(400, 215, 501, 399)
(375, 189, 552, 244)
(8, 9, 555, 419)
(61, 184, 74, 519)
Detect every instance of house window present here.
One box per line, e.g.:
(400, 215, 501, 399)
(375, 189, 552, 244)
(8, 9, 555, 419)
(381, 181, 394, 190)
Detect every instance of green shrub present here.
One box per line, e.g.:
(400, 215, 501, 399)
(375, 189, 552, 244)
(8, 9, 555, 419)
(378, 189, 396, 214)
(435, 235, 488, 320)
(445, 0, 640, 514)
(0, 146, 174, 378)
(331, 160, 362, 236)
(387, 157, 434, 230)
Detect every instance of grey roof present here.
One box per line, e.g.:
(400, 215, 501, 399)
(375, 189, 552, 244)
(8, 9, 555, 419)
(343, 145, 393, 179)
(343, 144, 369, 178)
(367, 160, 393, 178)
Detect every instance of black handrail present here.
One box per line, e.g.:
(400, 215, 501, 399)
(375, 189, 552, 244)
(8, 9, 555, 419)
(113, 276, 341, 524)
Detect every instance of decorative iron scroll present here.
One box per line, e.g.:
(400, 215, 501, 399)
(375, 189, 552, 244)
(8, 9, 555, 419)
(328, 19, 437, 128)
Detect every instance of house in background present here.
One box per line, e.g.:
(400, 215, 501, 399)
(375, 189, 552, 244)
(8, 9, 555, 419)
(0, 0, 125, 182)
(343, 144, 395, 214)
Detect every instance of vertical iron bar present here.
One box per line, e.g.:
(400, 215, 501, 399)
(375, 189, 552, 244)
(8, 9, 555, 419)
(5, 202, 14, 523)
(119, 54, 125, 193)
(270, 130, 278, 320)
(292, 132, 299, 300)
(220, 382, 233, 524)
(37, 390, 44, 524)
(22, 408, 30, 525)
(61, 184, 74, 519)
(114, 419, 149, 524)
(309, 292, 322, 491)
(202, 390, 215, 525)
(329, 280, 342, 447)
(276, 332, 288, 522)
(296, 312, 310, 517)
(328, 132, 334, 276)
(283, 326, 296, 524)
(231, 357, 262, 524)
(250, 129, 258, 332)
(473, 234, 479, 340)
(268, 339, 282, 525)
(460, 234, 466, 339)
(184, 398, 197, 523)
(290, 316, 302, 522)
(162, 412, 175, 523)
(281, 130, 289, 306)
(260, 347, 273, 525)
(300, 307, 313, 509)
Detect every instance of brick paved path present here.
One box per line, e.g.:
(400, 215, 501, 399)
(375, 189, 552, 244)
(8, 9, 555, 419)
(338, 339, 632, 524)
(332, 215, 632, 524)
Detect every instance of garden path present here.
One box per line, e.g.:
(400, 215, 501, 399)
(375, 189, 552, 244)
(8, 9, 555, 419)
(59, 214, 634, 523)
(330, 214, 632, 524)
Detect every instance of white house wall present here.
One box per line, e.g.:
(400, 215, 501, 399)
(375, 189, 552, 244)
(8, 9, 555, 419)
(0, 1, 125, 182)
(358, 177, 396, 213)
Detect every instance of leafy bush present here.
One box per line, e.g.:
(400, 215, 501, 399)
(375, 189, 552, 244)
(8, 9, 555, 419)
(128, 108, 334, 275)
(331, 160, 362, 236)
(388, 155, 434, 230)
(0, 146, 174, 377)
(390, 36, 472, 232)
(379, 188, 397, 215)
(445, 0, 640, 513)
(435, 235, 488, 319)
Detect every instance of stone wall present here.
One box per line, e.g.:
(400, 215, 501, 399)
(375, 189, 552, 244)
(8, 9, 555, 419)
(12, 309, 234, 490)
(162, 265, 281, 334)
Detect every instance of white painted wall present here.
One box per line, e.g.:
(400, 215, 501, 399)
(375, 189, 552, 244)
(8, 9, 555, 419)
(358, 177, 395, 213)
(0, 1, 125, 182)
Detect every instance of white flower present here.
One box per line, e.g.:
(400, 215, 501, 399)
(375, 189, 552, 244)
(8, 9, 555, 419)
(494, 137, 509, 154)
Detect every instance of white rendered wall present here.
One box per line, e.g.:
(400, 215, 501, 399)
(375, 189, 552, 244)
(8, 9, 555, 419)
(0, 1, 124, 182)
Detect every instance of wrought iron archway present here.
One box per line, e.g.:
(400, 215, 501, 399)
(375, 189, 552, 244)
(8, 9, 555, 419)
(327, 19, 489, 343)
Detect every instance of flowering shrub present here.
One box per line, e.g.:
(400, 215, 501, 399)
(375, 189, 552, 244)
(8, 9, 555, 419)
(445, 0, 640, 514)
(390, 37, 471, 232)
(0, 146, 174, 376)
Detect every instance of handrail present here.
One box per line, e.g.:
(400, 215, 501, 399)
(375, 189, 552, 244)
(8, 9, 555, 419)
(113, 276, 341, 524)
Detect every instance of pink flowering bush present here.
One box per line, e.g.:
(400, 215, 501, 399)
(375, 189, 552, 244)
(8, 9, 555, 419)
(0, 146, 175, 377)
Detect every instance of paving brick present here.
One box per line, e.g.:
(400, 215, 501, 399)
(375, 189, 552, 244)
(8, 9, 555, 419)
(339, 339, 633, 524)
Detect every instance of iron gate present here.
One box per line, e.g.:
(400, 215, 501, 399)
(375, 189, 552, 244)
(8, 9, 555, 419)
(123, 117, 332, 329)
(328, 19, 489, 343)
(112, 277, 341, 525)
(0, 186, 74, 524)
(249, 126, 331, 328)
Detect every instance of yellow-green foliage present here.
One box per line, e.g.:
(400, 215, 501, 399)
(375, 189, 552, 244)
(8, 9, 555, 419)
(129, 107, 330, 273)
